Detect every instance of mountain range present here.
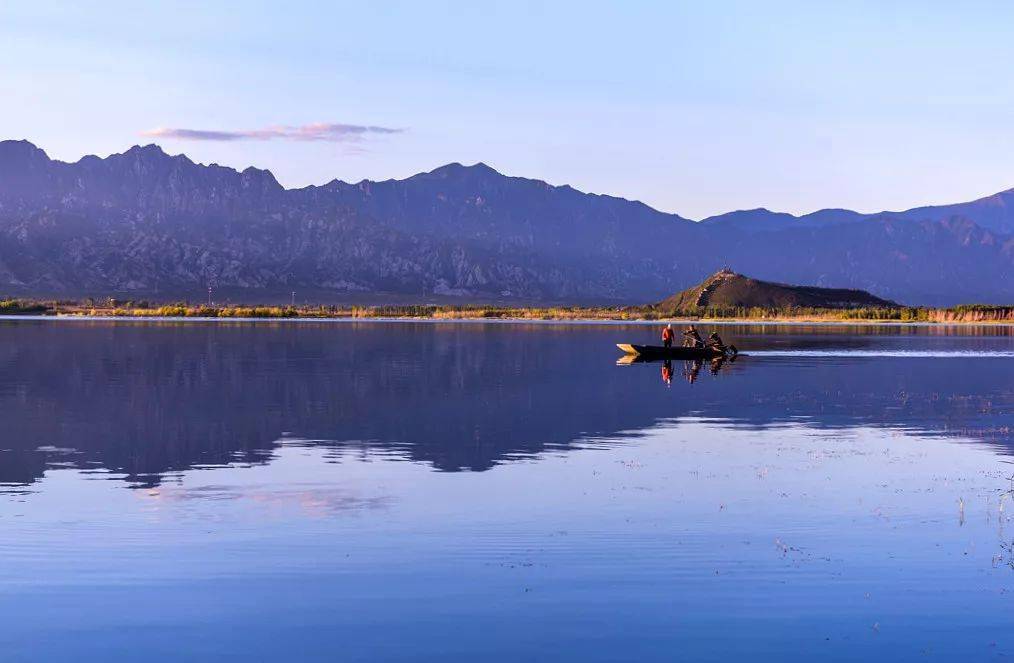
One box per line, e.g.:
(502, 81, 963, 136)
(0, 139, 1011, 305)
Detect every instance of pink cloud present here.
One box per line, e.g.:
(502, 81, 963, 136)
(141, 122, 403, 142)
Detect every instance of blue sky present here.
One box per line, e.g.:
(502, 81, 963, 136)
(2, 1, 1014, 219)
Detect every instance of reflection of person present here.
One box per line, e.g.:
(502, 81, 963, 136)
(661, 324, 674, 349)
(709, 357, 725, 375)
(682, 359, 702, 384)
(683, 325, 704, 348)
(661, 360, 673, 386)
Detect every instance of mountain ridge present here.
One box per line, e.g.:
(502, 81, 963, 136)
(9, 139, 1013, 231)
(702, 190, 1014, 235)
(0, 139, 1011, 305)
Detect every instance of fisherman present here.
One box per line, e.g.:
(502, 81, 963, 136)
(707, 331, 726, 352)
(682, 324, 704, 348)
(661, 323, 674, 349)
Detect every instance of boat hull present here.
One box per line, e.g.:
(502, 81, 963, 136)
(616, 343, 736, 360)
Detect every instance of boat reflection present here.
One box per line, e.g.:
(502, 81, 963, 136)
(617, 354, 735, 385)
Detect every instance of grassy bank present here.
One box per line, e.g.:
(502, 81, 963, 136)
(0, 298, 1011, 323)
(0, 299, 54, 315)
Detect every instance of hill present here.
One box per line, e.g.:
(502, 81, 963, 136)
(656, 269, 898, 312)
(0, 139, 1011, 305)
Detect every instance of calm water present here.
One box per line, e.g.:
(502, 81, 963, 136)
(1, 320, 1013, 661)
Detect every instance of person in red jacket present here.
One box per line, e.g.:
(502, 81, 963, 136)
(661, 323, 674, 348)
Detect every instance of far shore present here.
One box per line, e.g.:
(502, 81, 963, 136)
(0, 299, 1011, 326)
(32, 315, 1014, 327)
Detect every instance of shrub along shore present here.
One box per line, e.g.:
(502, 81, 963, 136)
(0, 298, 1011, 323)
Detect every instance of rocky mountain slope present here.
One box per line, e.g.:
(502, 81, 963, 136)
(0, 139, 1011, 305)
(656, 269, 897, 312)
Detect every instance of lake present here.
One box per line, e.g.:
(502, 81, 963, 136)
(1, 319, 1012, 661)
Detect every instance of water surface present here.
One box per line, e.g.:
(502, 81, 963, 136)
(0, 320, 1012, 661)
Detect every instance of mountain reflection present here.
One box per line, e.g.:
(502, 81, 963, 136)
(0, 320, 1010, 488)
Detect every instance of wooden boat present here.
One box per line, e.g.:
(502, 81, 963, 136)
(616, 343, 738, 360)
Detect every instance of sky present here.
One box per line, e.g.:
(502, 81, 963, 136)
(2, 0, 1014, 219)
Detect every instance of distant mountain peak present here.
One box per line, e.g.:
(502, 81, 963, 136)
(0, 139, 49, 162)
(469, 161, 499, 173)
(700, 207, 796, 227)
(0, 138, 42, 149)
(417, 161, 503, 180)
(240, 165, 282, 191)
(123, 143, 168, 157)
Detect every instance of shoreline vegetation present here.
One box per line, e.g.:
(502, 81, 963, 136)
(0, 298, 1012, 324)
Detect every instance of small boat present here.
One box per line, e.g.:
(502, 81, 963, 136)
(616, 343, 738, 360)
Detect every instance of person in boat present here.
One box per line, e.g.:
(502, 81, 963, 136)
(661, 323, 674, 349)
(682, 325, 704, 348)
(707, 331, 726, 352)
